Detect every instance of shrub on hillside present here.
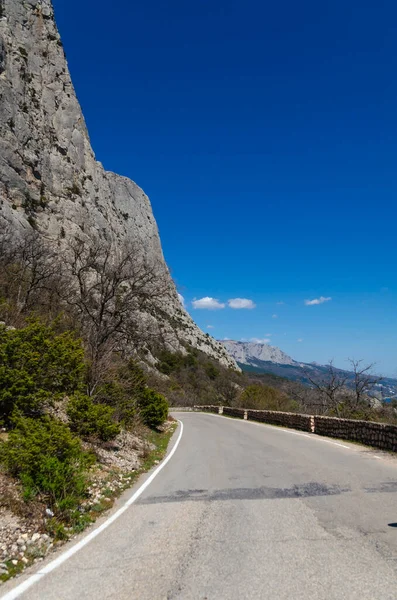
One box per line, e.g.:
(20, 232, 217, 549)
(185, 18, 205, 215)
(157, 349, 198, 375)
(0, 320, 85, 424)
(95, 359, 147, 428)
(0, 415, 93, 513)
(138, 388, 168, 429)
(67, 393, 120, 441)
(239, 384, 298, 412)
(204, 362, 220, 380)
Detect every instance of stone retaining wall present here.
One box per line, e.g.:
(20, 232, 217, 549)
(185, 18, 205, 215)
(313, 415, 397, 452)
(223, 407, 246, 418)
(198, 405, 219, 415)
(246, 409, 312, 432)
(195, 405, 397, 452)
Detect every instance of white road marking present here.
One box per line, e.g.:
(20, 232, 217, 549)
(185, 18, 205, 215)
(0, 421, 184, 600)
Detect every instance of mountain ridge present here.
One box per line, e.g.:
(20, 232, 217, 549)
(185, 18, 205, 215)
(221, 339, 397, 398)
(221, 340, 298, 366)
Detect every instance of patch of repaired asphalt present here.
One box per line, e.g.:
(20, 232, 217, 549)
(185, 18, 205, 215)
(139, 482, 350, 504)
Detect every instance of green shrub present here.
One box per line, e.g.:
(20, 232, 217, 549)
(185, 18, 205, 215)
(95, 360, 147, 428)
(0, 415, 93, 513)
(157, 349, 198, 375)
(239, 384, 297, 412)
(95, 379, 137, 428)
(67, 393, 120, 441)
(0, 320, 86, 423)
(138, 388, 168, 429)
(205, 362, 220, 380)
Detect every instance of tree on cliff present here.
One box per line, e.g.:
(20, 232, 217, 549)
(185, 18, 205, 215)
(0, 230, 170, 394)
(60, 236, 169, 394)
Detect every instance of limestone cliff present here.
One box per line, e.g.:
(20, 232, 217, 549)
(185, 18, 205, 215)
(0, 0, 237, 369)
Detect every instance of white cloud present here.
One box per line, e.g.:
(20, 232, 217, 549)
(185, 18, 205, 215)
(276, 301, 285, 305)
(192, 297, 225, 310)
(177, 293, 185, 307)
(207, 325, 214, 329)
(228, 298, 256, 309)
(250, 337, 271, 344)
(304, 296, 332, 306)
(265, 333, 272, 337)
(297, 338, 303, 342)
(272, 314, 278, 319)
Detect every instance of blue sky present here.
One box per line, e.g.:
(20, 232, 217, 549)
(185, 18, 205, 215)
(53, 0, 397, 376)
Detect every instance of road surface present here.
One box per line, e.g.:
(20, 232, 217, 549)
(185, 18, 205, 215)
(3, 412, 397, 599)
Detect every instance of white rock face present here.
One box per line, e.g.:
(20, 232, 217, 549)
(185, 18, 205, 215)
(221, 340, 296, 366)
(0, 0, 237, 370)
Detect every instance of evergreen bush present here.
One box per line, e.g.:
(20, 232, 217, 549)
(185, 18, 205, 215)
(138, 388, 168, 429)
(0, 415, 93, 513)
(67, 393, 120, 441)
(0, 320, 85, 423)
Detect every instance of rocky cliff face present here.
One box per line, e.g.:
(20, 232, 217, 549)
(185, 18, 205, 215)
(221, 340, 296, 366)
(0, 0, 237, 369)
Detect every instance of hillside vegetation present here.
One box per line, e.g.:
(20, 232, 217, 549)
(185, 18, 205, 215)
(0, 231, 174, 580)
(0, 229, 396, 581)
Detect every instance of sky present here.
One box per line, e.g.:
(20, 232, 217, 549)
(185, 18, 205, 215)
(53, 0, 397, 376)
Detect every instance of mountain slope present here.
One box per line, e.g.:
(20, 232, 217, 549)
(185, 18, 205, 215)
(221, 340, 297, 366)
(0, 0, 236, 369)
(221, 340, 397, 398)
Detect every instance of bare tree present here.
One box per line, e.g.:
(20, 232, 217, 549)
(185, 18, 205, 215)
(281, 379, 319, 414)
(61, 237, 169, 394)
(347, 359, 383, 411)
(0, 230, 61, 323)
(303, 360, 350, 416)
(215, 375, 240, 406)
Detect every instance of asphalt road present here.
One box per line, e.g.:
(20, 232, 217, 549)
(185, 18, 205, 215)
(3, 412, 397, 599)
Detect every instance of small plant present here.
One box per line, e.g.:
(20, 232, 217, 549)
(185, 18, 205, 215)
(0, 415, 94, 514)
(138, 388, 168, 429)
(67, 393, 120, 441)
(66, 183, 81, 196)
(95, 360, 147, 428)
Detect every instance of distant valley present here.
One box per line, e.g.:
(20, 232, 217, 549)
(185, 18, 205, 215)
(221, 340, 397, 400)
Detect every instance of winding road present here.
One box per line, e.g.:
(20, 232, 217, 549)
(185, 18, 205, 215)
(3, 411, 397, 599)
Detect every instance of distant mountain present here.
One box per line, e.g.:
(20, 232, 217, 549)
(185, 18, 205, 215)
(221, 340, 397, 399)
(221, 340, 297, 366)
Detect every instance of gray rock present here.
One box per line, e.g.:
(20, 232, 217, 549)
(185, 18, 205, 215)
(0, 0, 237, 370)
(222, 340, 296, 366)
